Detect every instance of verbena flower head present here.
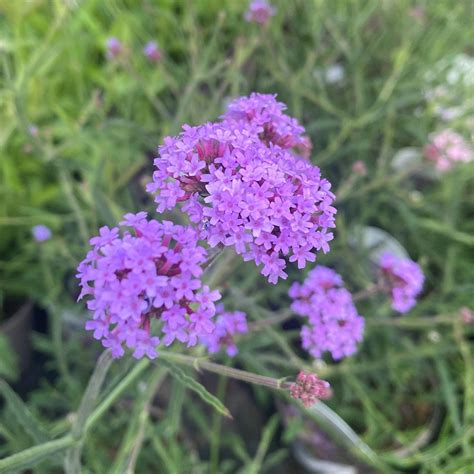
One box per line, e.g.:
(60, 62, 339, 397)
(379, 252, 424, 313)
(289, 371, 331, 407)
(148, 94, 336, 284)
(143, 41, 162, 63)
(201, 305, 248, 357)
(32, 225, 51, 242)
(244, 0, 276, 25)
(105, 37, 123, 60)
(221, 93, 308, 152)
(77, 213, 221, 359)
(424, 130, 473, 172)
(289, 266, 364, 360)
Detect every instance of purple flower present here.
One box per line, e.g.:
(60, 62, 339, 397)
(244, 0, 276, 25)
(77, 214, 222, 359)
(32, 225, 52, 242)
(148, 93, 336, 284)
(143, 41, 162, 63)
(201, 307, 248, 357)
(379, 252, 424, 313)
(105, 37, 123, 60)
(289, 266, 364, 360)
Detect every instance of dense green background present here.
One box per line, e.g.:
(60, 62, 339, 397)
(1, 1, 473, 472)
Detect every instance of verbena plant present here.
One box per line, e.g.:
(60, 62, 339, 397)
(0, 1, 473, 473)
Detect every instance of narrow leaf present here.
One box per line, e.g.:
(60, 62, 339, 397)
(160, 359, 232, 419)
(435, 359, 462, 433)
(246, 414, 279, 474)
(0, 335, 18, 381)
(0, 379, 49, 444)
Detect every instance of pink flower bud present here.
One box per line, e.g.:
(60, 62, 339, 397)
(289, 371, 331, 407)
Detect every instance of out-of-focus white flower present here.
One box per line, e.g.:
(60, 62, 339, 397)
(424, 54, 474, 122)
(325, 64, 345, 84)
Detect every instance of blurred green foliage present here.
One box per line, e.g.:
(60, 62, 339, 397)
(0, 0, 473, 472)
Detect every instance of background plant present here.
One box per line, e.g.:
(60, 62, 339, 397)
(0, 0, 473, 472)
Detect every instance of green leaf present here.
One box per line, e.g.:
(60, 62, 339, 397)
(246, 414, 279, 474)
(64, 350, 114, 474)
(0, 379, 49, 444)
(108, 368, 166, 474)
(0, 334, 18, 381)
(302, 401, 393, 473)
(159, 359, 232, 419)
(435, 358, 462, 434)
(357, 226, 409, 262)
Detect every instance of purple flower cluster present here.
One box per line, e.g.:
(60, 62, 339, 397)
(77, 213, 221, 359)
(289, 266, 364, 360)
(201, 305, 248, 357)
(147, 93, 336, 284)
(244, 0, 276, 25)
(379, 252, 424, 313)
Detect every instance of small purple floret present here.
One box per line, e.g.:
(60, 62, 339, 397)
(201, 306, 248, 357)
(32, 225, 52, 242)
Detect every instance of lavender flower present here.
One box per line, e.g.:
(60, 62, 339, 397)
(289, 371, 331, 407)
(105, 37, 123, 60)
(201, 306, 248, 357)
(77, 213, 221, 359)
(147, 94, 336, 284)
(244, 0, 276, 25)
(379, 252, 424, 313)
(289, 266, 364, 360)
(143, 41, 162, 63)
(423, 130, 473, 172)
(32, 225, 52, 242)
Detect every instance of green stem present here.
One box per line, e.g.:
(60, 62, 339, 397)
(58, 167, 89, 245)
(39, 248, 70, 384)
(368, 313, 458, 329)
(159, 352, 288, 391)
(352, 283, 382, 302)
(209, 375, 227, 474)
(337, 166, 419, 203)
(0, 435, 75, 473)
(85, 358, 150, 432)
(64, 350, 114, 474)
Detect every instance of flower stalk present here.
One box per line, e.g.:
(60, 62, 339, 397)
(158, 351, 288, 391)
